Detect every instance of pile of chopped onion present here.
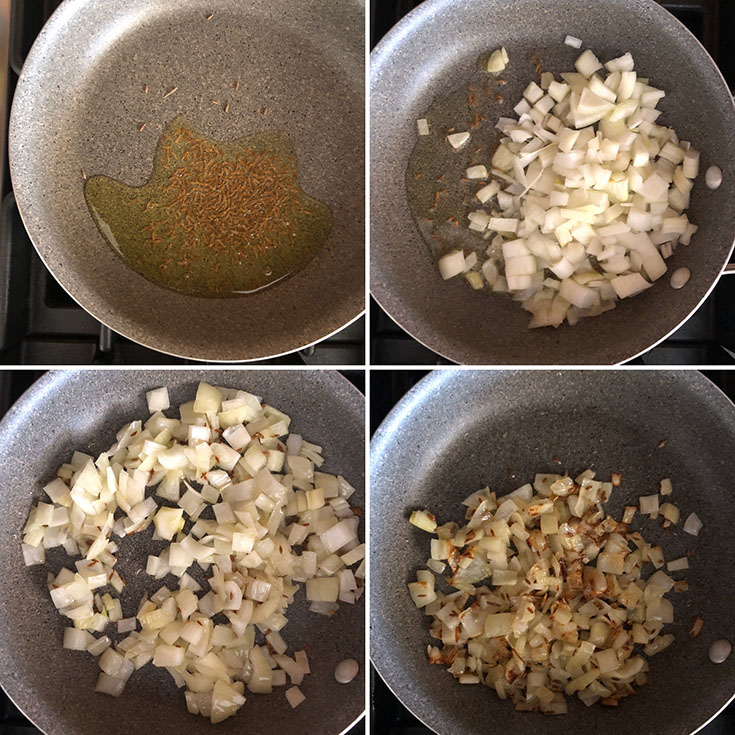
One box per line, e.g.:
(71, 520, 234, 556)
(408, 468, 695, 713)
(21, 382, 364, 723)
(435, 44, 701, 328)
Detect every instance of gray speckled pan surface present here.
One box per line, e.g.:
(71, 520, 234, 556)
(370, 0, 735, 364)
(371, 370, 735, 735)
(0, 370, 364, 735)
(10, 0, 365, 362)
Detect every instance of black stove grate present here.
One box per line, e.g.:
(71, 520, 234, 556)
(0, 0, 364, 366)
(369, 366, 735, 734)
(370, 0, 735, 366)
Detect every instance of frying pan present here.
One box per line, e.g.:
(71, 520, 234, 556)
(0, 369, 365, 735)
(371, 370, 735, 735)
(370, 0, 735, 364)
(9, 0, 364, 362)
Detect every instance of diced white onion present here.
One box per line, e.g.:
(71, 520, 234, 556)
(448, 132, 470, 149)
(639, 494, 659, 515)
(466, 165, 488, 179)
(146, 387, 170, 413)
(487, 47, 508, 74)
(95, 672, 126, 697)
(21, 382, 362, 725)
(285, 686, 305, 709)
(683, 512, 702, 536)
(63, 628, 94, 651)
(428, 46, 700, 329)
(438, 250, 466, 280)
(666, 557, 689, 572)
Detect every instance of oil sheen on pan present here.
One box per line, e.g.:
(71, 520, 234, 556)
(406, 54, 507, 270)
(84, 117, 332, 298)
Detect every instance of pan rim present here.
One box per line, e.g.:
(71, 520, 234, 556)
(0, 368, 365, 735)
(0, 367, 367, 426)
(9, 0, 366, 363)
(6, 188, 367, 363)
(369, 368, 735, 735)
(369, 0, 735, 365)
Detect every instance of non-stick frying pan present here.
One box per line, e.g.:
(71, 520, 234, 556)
(370, 0, 735, 364)
(371, 370, 735, 734)
(0, 370, 364, 735)
(10, 0, 364, 362)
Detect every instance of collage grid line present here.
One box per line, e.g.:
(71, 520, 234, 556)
(0, 2, 734, 735)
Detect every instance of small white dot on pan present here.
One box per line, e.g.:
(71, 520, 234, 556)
(335, 658, 359, 684)
(705, 165, 722, 190)
(670, 267, 690, 290)
(709, 639, 731, 664)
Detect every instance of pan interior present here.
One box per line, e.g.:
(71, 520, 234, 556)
(0, 370, 364, 735)
(10, 0, 364, 361)
(370, 0, 735, 364)
(371, 370, 735, 735)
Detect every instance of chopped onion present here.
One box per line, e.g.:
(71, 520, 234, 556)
(575, 49, 602, 78)
(639, 494, 659, 515)
(146, 387, 170, 413)
(21, 382, 362, 724)
(427, 44, 700, 328)
(117, 618, 137, 634)
(466, 165, 488, 179)
(22, 543, 45, 566)
(448, 132, 470, 149)
(87, 635, 111, 657)
(666, 557, 689, 572)
(564, 35, 583, 49)
(417, 118, 430, 136)
(306, 578, 339, 603)
(410, 509, 437, 533)
(683, 512, 703, 536)
(659, 502, 679, 524)
(63, 628, 94, 651)
(438, 250, 466, 280)
(487, 46, 509, 74)
(409, 467, 691, 714)
(95, 672, 126, 698)
(285, 686, 305, 709)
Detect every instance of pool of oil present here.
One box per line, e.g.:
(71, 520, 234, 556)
(84, 117, 332, 298)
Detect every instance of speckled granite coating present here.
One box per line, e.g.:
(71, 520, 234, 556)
(10, 0, 365, 362)
(0, 370, 365, 735)
(371, 370, 735, 735)
(370, 0, 735, 364)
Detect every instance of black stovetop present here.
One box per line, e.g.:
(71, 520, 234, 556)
(0, 0, 364, 365)
(0, 369, 365, 734)
(370, 0, 735, 366)
(369, 366, 735, 734)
